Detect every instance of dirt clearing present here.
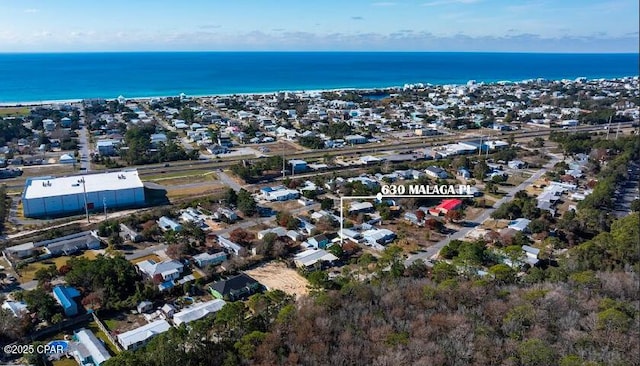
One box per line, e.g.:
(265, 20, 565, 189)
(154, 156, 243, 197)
(245, 262, 309, 299)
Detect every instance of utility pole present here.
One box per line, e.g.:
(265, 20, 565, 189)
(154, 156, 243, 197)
(78, 178, 90, 223)
(103, 196, 107, 220)
(615, 122, 621, 140)
(606, 116, 612, 140)
(281, 140, 286, 179)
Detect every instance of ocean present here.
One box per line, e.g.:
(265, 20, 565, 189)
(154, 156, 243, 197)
(0, 52, 638, 103)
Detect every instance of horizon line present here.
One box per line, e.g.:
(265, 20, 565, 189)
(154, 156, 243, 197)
(0, 50, 638, 55)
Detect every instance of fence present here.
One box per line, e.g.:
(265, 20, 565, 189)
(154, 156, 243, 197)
(92, 312, 122, 352)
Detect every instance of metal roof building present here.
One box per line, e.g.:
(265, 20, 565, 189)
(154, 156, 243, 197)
(117, 319, 171, 351)
(173, 299, 226, 327)
(22, 170, 145, 218)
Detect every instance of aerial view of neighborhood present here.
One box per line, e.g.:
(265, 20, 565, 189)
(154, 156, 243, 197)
(1, 1, 639, 366)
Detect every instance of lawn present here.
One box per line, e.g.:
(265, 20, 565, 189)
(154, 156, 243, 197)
(506, 172, 531, 187)
(130, 253, 162, 264)
(18, 252, 99, 282)
(52, 357, 77, 366)
(0, 106, 30, 117)
(87, 321, 120, 355)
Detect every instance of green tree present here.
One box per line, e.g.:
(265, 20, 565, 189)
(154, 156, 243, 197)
(473, 160, 489, 179)
(307, 270, 330, 289)
(23, 288, 61, 322)
(237, 189, 257, 216)
(65, 255, 140, 310)
(234, 331, 267, 361)
(489, 264, 516, 284)
(431, 262, 457, 282)
(224, 188, 238, 206)
(320, 198, 334, 211)
(517, 338, 555, 366)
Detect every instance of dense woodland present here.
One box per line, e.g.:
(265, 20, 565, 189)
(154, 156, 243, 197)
(99, 210, 639, 366)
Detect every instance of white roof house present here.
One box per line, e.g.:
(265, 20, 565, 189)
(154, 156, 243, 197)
(117, 319, 171, 350)
(23, 170, 143, 200)
(59, 154, 75, 164)
(173, 299, 226, 327)
(137, 259, 184, 281)
(2, 300, 28, 317)
(349, 202, 374, 213)
(293, 249, 339, 268)
(72, 328, 111, 365)
(507, 218, 531, 232)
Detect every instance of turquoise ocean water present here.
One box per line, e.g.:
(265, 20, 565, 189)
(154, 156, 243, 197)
(0, 52, 637, 103)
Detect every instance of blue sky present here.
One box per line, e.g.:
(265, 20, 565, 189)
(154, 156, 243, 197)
(0, 0, 638, 52)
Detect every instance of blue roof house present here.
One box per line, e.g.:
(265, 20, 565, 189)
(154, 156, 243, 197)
(53, 285, 81, 317)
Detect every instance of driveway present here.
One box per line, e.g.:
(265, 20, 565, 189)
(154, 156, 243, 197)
(125, 244, 169, 261)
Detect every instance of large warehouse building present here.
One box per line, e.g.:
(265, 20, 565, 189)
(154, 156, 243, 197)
(22, 170, 146, 218)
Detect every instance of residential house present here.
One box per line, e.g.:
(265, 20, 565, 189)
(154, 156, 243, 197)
(150, 133, 168, 146)
(508, 160, 526, 169)
(218, 236, 246, 256)
(257, 227, 287, 240)
(137, 259, 184, 282)
(209, 274, 264, 301)
(53, 285, 81, 317)
(117, 319, 172, 351)
(349, 201, 374, 214)
(508, 218, 531, 232)
(173, 299, 226, 327)
(3, 242, 37, 260)
(289, 159, 308, 173)
(522, 245, 540, 266)
(157, 216, 183, 232)
(345, 134, 368, 145)
(263, 188, 300, 202)
(1, 300, 28, 318)
(213, 208, 238, 222)
(457, 168, 471, 179)
(43, 231, 101, 256)
(193, 252, 227, 268)
(361, 229, 396, 250)
(428, 199, 463, 216)
(307, 234, 330, 249)
(425, 166, 448, 179)
(293, 249, 339, 270)
(338, 229, 363, 243)
(71, 328, 111, 365)
(119, 223, 143, 243)
(136, 301, 153, 314)
(161, 304, 177, 318)
(96, 140, 118, 156)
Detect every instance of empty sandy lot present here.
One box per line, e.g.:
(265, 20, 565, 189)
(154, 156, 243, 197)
(245, 262, 309, 299)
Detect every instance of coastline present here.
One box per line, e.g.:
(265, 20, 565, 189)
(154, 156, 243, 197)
(1, 75, 638, 107)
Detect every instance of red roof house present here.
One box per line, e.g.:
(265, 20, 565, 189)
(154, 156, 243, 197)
(429, 199, 463, 216)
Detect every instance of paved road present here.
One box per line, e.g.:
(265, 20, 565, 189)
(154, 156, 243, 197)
(218, 171, 243, 192)
(404, 156, 559, 267)
(78, 116, 90, 172)
(613, 161, 639, 218)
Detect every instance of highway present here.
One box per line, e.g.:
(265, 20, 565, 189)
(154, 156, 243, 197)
(1, 122, 634, 193)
